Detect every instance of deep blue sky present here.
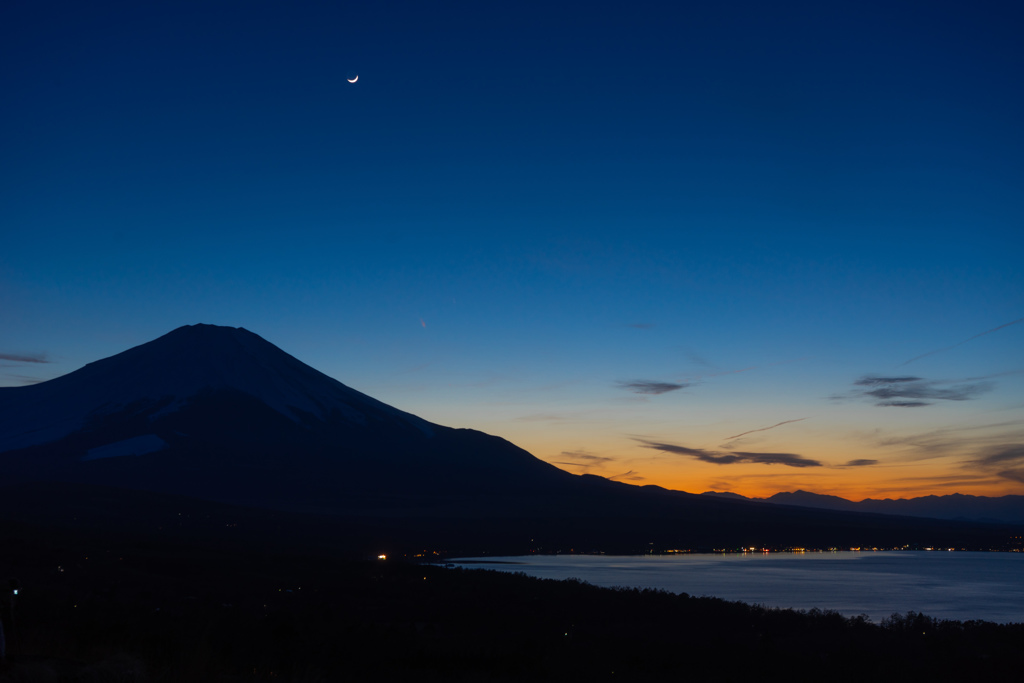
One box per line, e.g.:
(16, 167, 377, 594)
(3, 1, 1022, 498)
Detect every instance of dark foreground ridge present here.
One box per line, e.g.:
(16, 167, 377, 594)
(1, 490, 1022, 682)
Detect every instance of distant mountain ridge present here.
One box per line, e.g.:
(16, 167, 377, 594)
(701, 489, 1024, 525)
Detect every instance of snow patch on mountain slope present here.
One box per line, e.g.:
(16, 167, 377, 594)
(82, 434, 169, 461)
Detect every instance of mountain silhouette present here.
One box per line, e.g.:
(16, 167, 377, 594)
(703, 489, 1024, 525)
(0, 324, 573, 511)
(1, 324, 1015, 551)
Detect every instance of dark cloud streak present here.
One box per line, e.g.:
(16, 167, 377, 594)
(963, 444, 1024, 485)
(998, 469, 1024, 484)
(854, 376, 921, 386)
(616, 380, 689, 395)
(607, 470, 645, 481)
(731, 451, 824, 468)
(637, 439, 823, 468)
(972, 445, 1024, 468)
(865, 383, 989, 402)
(0, 352, 49, 363)
(848, 375, 993, 407)
(553, 451, 617, 472)
(560, 451, 616, 464)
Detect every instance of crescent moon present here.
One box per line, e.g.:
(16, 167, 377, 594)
(347, 75, 358, 83)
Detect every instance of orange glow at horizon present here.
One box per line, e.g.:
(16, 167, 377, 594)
(493, 421, 1024, 502)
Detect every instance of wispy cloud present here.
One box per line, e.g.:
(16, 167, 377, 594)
(844, 374, 993, 407)
(616, 380, 689, 395)
(607, 470, 645, 481)
(970, 444, 1024, 468)
(881, 473, 994, 484)
(637, 439, 823, 468)
(730, 452, 824, 468)
(726, 418, 807, 440)
(962, 443, 1024, 485)
(0, 352, 49, 364)
(552, 450, 617, 471)
(560, 451, 616, 463)
(0, 352, 51, 385)
(998, 469, 1024, 484)
(901, 316, 1024, 366)
(683, 350, 714, 369)
(842, 459, 879, 467)
(876, 420, 1024, 452)
(855, 376, 921, 386)
(1, 374, 47, 385)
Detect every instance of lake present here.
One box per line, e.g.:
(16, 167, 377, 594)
(451, 551, 1024, 624)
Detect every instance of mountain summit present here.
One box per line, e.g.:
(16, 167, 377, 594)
(1, 324, 432, 453)
(0, 324, 572, 510)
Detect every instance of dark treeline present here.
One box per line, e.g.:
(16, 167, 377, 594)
(2, 533, 1023, 682)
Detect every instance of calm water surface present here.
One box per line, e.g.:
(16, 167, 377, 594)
(452, 552, 1024, 624)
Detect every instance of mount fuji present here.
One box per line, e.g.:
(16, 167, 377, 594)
(0, 324, 574, 512)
